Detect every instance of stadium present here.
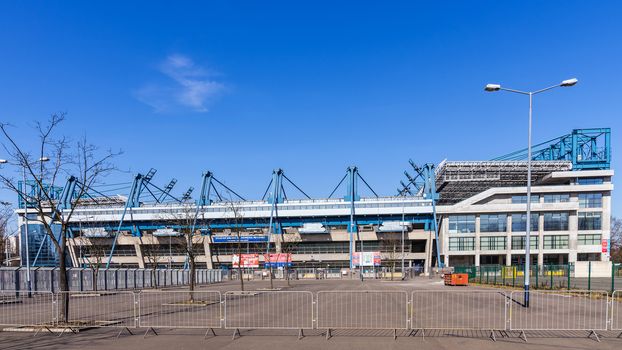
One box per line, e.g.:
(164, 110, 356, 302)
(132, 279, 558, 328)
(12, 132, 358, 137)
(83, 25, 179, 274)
(15, 128, 613, 275)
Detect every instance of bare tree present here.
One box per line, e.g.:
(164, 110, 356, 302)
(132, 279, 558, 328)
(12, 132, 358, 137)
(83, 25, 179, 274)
(611, 216, 621, 263)
(141, 238, 168, 287)
(159, 203, 203, 302)
(278, 232, 300, 286)
(0, 201, 12, 266)
(224, 201, 245, 291)
(81, 238, 111, 292)
(379, 233, 401, 281)
(0, 114, 119, 322)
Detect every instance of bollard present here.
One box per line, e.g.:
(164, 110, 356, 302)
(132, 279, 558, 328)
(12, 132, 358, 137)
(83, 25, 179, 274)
(567, 264, 571, 290)
(588, 261, 591, 291)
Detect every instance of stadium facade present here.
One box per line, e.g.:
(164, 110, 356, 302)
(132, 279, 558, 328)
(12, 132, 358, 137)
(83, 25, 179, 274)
(15, 128, 613, 273)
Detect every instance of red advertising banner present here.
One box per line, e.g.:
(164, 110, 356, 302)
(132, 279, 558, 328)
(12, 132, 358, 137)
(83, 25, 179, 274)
(263, 253, 292, 267)
(232, 254, 259, 268)
(602, 239, 608, 253)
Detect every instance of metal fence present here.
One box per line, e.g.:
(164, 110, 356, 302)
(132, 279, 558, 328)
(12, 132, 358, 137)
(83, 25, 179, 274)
(455, 263, 622, 294)
(0, 290, 55, 329)
(411, 290, 506, 332)
(56, 291, 137, 329)
(224, 291, 313, 333)
(609, 290, 621, 332)
(316, 290, 408, 338)
(0, 267, 224, 292)
(1, 289, 622, 340)
(138, 290, 221, 330)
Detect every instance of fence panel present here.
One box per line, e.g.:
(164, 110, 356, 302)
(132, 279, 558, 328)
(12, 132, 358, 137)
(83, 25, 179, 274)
(224, 291, 313, 330)
(411, 290, 507, 330)
(612, 290, 621, 331)
(56, 291, 136, 328)
(316, 290, 408, 330)
(138, 290, 221, 329)
(509, 290, 608, 331)
(0, 291, 55, 328)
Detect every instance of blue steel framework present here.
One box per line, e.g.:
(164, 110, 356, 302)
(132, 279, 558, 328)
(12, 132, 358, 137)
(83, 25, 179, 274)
(17, 127, 612, 268)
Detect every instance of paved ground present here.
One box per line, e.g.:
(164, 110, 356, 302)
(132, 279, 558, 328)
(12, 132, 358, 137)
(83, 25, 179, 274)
(1, 277, 621, 349)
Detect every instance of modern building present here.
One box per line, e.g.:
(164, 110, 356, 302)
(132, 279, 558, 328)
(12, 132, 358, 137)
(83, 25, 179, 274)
(15, 128, 613, 273)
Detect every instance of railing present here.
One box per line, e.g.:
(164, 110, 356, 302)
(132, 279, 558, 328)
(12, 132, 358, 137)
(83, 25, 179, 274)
(1, 289, 621, 341)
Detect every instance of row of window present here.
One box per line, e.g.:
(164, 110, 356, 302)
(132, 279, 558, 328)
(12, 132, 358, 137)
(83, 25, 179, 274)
(448, 234, 600, 251)
(448, 212, 602, 233)
(510, 193, 603, 208)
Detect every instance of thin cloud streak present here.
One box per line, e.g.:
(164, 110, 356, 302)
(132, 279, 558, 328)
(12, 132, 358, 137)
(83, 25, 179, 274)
(134, 54, 226, 113)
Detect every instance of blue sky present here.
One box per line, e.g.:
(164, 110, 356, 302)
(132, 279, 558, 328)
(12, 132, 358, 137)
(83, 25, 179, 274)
(0, 1, 620, 216)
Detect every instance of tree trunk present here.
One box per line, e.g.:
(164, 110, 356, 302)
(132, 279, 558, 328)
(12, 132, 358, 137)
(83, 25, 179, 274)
(58, 243, 69, 323)
(189, 258, 196, 303)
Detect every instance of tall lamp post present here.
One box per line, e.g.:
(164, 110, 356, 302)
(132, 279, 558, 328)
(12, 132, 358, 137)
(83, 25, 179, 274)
(0, 156, 50, 297)
(484, 78, 578, 307)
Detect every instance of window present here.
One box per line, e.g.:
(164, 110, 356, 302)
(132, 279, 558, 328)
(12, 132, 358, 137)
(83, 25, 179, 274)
(448, 215, 476, 233)
(479, 214, 507, 232)
(512, 195, 540, 204)
(448, 237, 475, 251)
(511, 236, 538, 250)
(578, 212, 602, 230)
(579, 193, 602, 208)
(543, 194, 570, 203)
(578, 234, 601, 245)
(543, 235, 569, 249)
(543, 212, 569, 231)
(511, 213, 539, 232)
(480, 236, 506, 250)
(577, 178, 603, 185)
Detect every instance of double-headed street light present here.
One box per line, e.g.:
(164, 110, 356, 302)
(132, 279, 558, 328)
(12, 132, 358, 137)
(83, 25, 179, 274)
(484, 78, 578, 307)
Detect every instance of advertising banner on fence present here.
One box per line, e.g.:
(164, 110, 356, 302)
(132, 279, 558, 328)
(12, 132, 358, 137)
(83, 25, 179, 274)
(352, 252, 381, 267)
(232, 254, 259, 268)
(263, 253, 293, 268)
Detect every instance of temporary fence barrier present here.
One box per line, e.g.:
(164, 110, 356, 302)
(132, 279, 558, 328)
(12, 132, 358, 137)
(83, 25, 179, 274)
(0, 291, 55, 331)
(224, 291, 313, 339)
(55, 291, 137, 336)
(509, 290, 609, 341)
(138, 290, 221, 337)
(2, 288, 622, 341)
(612, 290, 621, 334)
(316, 290, 408, 339)
(411, 290, 507, 340)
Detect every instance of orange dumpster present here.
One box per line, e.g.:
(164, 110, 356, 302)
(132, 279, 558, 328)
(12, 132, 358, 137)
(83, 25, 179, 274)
(444, 273, 469, 286)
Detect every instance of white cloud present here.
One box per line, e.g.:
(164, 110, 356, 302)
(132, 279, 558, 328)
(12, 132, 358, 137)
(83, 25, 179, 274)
(134, 54, 226, 113)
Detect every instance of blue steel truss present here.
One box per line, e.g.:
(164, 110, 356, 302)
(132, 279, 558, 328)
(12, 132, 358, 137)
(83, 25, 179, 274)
(492, 128, 611, 170)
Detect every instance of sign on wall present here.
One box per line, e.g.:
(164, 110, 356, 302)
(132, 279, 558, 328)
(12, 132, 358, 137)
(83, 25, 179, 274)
(352, 252, 381, 267)
(212, 235, 269, 243)
(264, 253, 292, 268)
(232, 254, 259, 268)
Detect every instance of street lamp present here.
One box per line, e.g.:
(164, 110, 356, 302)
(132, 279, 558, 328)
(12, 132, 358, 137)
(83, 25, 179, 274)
(0, 157, 50, 297)
(484, 78, 578, 307)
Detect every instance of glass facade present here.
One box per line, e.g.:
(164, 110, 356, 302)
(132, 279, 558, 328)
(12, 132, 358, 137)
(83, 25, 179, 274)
(543, 212, 569, 231)
(543, 194, 570, 203)
(511, 213, 539, 232)
(543, 235, 569, 249)
(512, 195, 540, 204)
(448, 215, 476, 233)
(511, 236, 538, 250)
(577, 234, 601, 245)
(578, 212, 602, 230)
(20, 223, 62, 267)
(578, 193, 602, 208)
(480, 236, 506, 250)
(479, 214, 507, 232)
(577, 178, 603, 185)
(448, 237, 475, 251)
